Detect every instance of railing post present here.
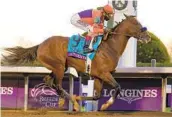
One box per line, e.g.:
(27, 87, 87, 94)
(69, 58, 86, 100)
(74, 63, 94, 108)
(162, 76, 167, 112)
(79, 75, 82, 111)
(151, 59, 156, 67)
(151, 59, 167, 112)
(69, 74, 74, 112)
(24, 74, 29, 111)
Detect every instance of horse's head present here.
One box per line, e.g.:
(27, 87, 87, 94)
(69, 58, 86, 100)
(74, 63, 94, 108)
(123, 14, 151, 43)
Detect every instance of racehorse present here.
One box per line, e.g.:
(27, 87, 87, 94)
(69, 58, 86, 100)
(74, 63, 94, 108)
(2, 15, 151, 111)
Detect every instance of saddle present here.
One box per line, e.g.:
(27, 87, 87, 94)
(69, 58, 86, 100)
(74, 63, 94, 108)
(67, 34, 103, 60)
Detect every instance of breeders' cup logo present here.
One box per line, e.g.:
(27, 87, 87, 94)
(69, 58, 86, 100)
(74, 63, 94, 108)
(103, 89, 158, 104)
(31, 83, 58, 108)
(31, 83, 58, 98)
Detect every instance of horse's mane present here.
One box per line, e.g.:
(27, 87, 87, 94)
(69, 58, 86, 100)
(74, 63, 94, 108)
(107, 20, 124, 39)
(112, 15, 136, 32)
(112, 21, 121, 32)
(107, 15, 135, 40)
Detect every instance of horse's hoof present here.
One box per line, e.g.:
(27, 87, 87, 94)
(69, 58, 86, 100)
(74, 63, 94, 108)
(75, 96, 82, 101)
(100, 103, 109, 111)
(73, 101, 80, 111)
(72, 95, 80, 111)
(58, 98, 65, 108)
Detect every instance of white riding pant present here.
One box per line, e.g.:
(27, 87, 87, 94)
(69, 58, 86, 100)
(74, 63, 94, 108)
(71, 13, 101, 49)
(70, 13, 93, 33)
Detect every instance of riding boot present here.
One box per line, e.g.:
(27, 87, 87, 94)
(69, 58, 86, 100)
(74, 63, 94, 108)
(83, 40, 94, 54)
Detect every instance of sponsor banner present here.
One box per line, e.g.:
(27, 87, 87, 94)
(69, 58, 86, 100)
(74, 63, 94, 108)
(98, 78, 162, 111)
(1, 77, 162, 111)
(167, 80, 172, 108)
(28, 77, 79, 110)
(1, 77, 24, 108)
(1, 76, 80, 110)
(167, 94, 172, 108)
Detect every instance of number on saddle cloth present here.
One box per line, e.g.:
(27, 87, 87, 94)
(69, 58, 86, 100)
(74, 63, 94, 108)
(67, 34, 102, 60)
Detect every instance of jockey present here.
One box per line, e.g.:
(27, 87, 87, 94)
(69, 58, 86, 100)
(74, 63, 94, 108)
(71, 4, 114, 53)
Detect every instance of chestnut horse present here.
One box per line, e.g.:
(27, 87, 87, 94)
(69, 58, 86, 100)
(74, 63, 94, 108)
(2, 15, 151, 111)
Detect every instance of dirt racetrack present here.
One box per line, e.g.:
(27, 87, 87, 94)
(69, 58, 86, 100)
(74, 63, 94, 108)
(2, 110, 172, 117)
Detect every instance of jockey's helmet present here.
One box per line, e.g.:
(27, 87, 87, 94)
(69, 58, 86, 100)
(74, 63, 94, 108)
(103, 4, 114, 21)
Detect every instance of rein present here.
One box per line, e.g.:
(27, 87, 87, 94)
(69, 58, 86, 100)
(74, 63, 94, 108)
(108, 31, 132, 37)
(107, 27, 147, 38)
(102, 30, 132, 41)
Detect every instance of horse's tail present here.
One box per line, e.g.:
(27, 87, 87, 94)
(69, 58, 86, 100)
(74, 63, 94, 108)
(1, 45, 39, 65)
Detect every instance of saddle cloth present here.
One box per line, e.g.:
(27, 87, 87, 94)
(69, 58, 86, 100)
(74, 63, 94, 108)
(67, 34, 102, 60)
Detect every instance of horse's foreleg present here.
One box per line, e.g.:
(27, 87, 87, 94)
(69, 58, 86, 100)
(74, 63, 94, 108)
(99, 72, 121, 111)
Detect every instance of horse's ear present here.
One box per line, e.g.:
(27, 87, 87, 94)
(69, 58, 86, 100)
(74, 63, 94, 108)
(123, 14, 129, 19)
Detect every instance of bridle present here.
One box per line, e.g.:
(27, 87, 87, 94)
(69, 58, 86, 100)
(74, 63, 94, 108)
(108, 27, 147, 38)
(108, 32, 132, 37)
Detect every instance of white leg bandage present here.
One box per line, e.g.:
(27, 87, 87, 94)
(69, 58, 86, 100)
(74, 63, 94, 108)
(108, 97, 114, 104)
(89, 38, 94, 49)
(86, 56, 91, 74)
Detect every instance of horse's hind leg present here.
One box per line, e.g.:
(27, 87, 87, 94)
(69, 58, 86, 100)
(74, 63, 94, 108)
(43, 72, 55, 87)
(53, 67, 80, 111)
(38, 56, 80, 111)
(99, 72, 121, 110)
